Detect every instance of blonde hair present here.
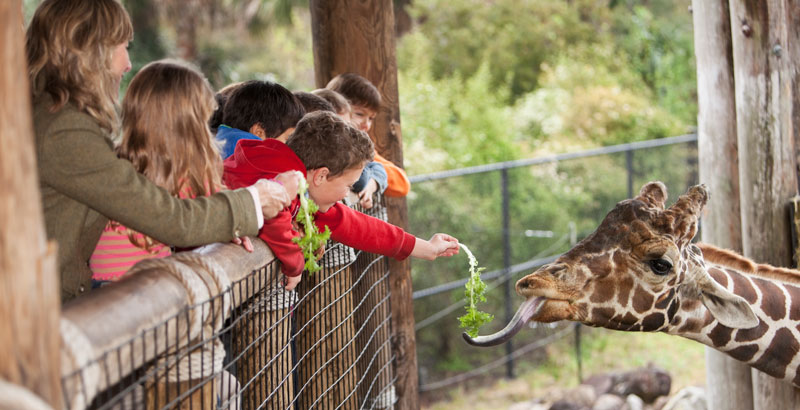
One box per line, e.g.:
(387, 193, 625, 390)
(26, 0, 133, 134)
(116, 60, 222, 251)
(121, 60, 223, 197)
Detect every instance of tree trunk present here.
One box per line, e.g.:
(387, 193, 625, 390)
(309, 1, 417, 409)
(0, 1, 62, 407)
(728, 0, 800, 408)
(692, 1, 754, 408)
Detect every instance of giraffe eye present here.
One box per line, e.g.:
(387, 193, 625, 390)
(648, 258, 672, 276)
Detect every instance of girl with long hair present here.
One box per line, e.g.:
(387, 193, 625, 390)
(89, 60, 229, 281)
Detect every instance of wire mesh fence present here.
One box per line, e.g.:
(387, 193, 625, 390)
(407, 135, 699, 397)
(60, 196, 398, 410)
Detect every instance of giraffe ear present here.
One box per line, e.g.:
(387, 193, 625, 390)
(695, 273, 759, 329)
(666, 184, 709, 244)
(636, 181, 668, 209)
(670, 184, 709, 217)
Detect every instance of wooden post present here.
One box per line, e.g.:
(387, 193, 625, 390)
(729, 0, 800, 408)
(309, 2, 418, 409)
(295, 266, 359, 409)
(0, 1, 62, 408)
(146, 377, 215, 409)
(233, 275, 295, 410)
(692, 1, 755, 409)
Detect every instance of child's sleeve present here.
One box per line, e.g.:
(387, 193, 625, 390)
(315, 203, 415, 260)
(373, 153, 410, 197)
(361, 161, 388, 193)
(258, 209, 305, 277)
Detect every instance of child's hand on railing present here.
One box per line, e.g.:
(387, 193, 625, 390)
(357, 178, 378, 209)
(231, 236, 254, 252)
(284, 274, 302, 291)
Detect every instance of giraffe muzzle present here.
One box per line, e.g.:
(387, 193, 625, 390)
(462, 296, 545, 347)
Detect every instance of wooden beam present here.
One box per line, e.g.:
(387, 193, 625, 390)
(309, 1, 418, 409)
(0, 0, 63, 407)
(692, 1, 754, 408)
(729, 0, 800, 408)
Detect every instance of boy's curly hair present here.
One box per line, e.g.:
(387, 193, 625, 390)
(287, 111, 374, 177)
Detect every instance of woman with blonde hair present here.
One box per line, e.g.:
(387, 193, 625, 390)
(27, 0, 300, 301)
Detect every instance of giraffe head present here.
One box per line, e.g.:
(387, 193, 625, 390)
(465, 182, 758, 346)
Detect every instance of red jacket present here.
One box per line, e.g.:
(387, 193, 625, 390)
(223, 139, 416, 277)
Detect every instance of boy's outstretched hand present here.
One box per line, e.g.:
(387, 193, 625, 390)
(411, 233, 460, 260)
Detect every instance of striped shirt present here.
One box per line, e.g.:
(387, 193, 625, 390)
(89, 227, 171, 281)
(89, 181, 211, 281)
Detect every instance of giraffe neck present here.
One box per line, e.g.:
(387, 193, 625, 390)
(668, 264, 800, 386)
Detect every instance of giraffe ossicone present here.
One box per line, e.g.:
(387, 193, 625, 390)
(465, 181, 800, 387)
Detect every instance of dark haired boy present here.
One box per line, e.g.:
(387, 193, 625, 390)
(216, 80, 305, 159)
(293, 91, 335, 113)
(326, 73, 410, 197)
(223, 111, 460, 290)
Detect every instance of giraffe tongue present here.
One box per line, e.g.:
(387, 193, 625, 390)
(462, 296, 545, 347)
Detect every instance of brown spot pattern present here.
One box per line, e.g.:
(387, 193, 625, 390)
(677, 318, 702, 333)
(734, 320, 769, 342)
(787, 285, 800, 321)
(752, 328, 798, 379)
(632, 285, 654, 313)
(654, 289, 675, 309)
(590, 278, 616, 304)
(707, 267, 729, 288)
(617, 276, 633, 306)
(730, 271, 757, 304)
(591, 307, 616, 324)
(586, 254, 612, 278)
(753, 279, 786, 321)
(666, 300, 679, 322)
(612, 251, 629, 271)
(641, 313, 665, 330)
(708, 324, 733, 347)
(727, 344, 759, 362)
(619, 312, 639, 326)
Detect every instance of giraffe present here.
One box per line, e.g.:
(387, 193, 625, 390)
(464, 181, 800, 387)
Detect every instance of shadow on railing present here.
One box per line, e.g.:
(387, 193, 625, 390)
(60, 197, 395, 410)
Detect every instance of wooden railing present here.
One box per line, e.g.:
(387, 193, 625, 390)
(60, 199, 397, 410)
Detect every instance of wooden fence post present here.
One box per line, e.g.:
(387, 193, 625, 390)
(692, 1, 755, 409)
(309, 1, 417, 409)
(0, 1, 62, 408)
(729, 0, 800, 408)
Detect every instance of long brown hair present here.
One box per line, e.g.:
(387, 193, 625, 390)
(26, 0, 133, 134)
(120, 60, 223, 198)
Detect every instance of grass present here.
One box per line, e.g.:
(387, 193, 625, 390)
(422, 326, 707, 410)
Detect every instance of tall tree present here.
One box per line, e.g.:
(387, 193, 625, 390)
(310, 1, 415, 408)
(692, 1, 753, 409)
(0, 0, 62, 407)
(729, 0, 800, 408)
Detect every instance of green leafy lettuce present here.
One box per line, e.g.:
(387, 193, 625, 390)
(457, 243, 494, 338)
(291, 177, 331, 274)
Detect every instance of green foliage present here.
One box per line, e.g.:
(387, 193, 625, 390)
(399, 69, 520, 174)
(609, 2, 697, 125)
(292, 177, 331, 274)
(457, 244, 493, 338)
(406, 0, 610, 100)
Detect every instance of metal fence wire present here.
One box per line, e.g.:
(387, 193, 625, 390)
(60, 196, 397, 410)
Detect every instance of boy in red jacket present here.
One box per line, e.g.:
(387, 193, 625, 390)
(223, 111, 459, 290)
